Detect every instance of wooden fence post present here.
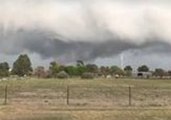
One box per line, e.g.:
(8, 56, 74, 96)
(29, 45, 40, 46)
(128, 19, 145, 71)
(4, 85, 8, 105)
(66, 86, 70, 105)
(129, 86, 132, 106)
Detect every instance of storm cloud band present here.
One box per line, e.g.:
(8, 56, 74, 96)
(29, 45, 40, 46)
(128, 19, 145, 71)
(0, 0, 171, 63)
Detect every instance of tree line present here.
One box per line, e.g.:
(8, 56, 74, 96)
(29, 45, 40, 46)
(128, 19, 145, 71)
(0, 54, 170, 79)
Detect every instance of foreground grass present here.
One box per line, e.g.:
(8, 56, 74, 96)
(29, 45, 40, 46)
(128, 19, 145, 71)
(0, 78, 171, 119)
(1, 105, 171, 120)
(0, 78, 171, 106)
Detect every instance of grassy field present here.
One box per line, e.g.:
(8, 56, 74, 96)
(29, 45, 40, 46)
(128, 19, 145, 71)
(0, 78, 171, 120)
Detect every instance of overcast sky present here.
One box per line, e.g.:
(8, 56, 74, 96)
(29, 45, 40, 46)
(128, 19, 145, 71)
(0, 0, 171, 70)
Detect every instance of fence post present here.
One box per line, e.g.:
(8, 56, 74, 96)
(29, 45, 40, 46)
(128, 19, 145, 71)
(4, 85, 8, 105)
(129, 86, 132, 106)
(66, 86, 70, 105)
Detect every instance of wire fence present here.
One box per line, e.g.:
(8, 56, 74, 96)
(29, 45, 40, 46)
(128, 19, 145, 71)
(0, 84, 171, 107)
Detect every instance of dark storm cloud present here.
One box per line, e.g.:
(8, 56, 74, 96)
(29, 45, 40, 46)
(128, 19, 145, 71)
(1, 0, 171, 63)
(0, 29, 136, 62)
(1, 29, 171, 63)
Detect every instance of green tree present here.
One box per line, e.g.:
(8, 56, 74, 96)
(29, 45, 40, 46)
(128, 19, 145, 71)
(12, 54, 32, 76)
(49, 61, 60, 77)
(76, 66, 87, 76)
(65, 65, 87, 76)
(153, 68, 165, 78)
(137, 65, 149, 72)
(111, 65, 124, 75)
(64, 66, 78, 76)
(0, 62, 9, 77)
(124, 65, 133, 76)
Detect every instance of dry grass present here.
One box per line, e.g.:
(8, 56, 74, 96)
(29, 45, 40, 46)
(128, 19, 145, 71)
(0, 78, 171, 119)
(1, 105, 171, 120)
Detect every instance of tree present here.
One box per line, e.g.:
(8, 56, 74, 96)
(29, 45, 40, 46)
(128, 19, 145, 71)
(76, 60, 84, 67)
(124, 66, 133, 72)
(49, 61, 60, 77)
(49, 61, 69, 77)
(137, 65, 149, 72)
(57, 71, 69, 79)
(168, 70, 171, 76)
(76, 66, 87, 76)
(0, 62, 9, 77)
(86, 64, 98, 73)
(34, 66, 46, 78)
(12, 54, 32, 76)
(65, 66, 73, 75)
(100, 66, 111, 77)
(153, 68, 165, 78)
(124, 65, 133, 76)
(64, 66, 77, 76)
(65, 65, 87, 76)
(110, 65, 124, 75)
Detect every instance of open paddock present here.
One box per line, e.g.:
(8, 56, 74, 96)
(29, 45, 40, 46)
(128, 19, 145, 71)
(0, 78, 171, 120)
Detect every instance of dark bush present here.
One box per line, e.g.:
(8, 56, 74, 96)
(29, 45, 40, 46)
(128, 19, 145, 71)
(57, 71, 69, 79)
(81, 72, 94, 79)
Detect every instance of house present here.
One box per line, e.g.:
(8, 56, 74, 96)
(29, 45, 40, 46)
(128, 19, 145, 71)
(132, 72, 152, 79)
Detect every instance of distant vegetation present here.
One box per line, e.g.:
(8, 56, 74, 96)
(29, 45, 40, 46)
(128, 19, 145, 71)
(0, 54, 171, 79)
